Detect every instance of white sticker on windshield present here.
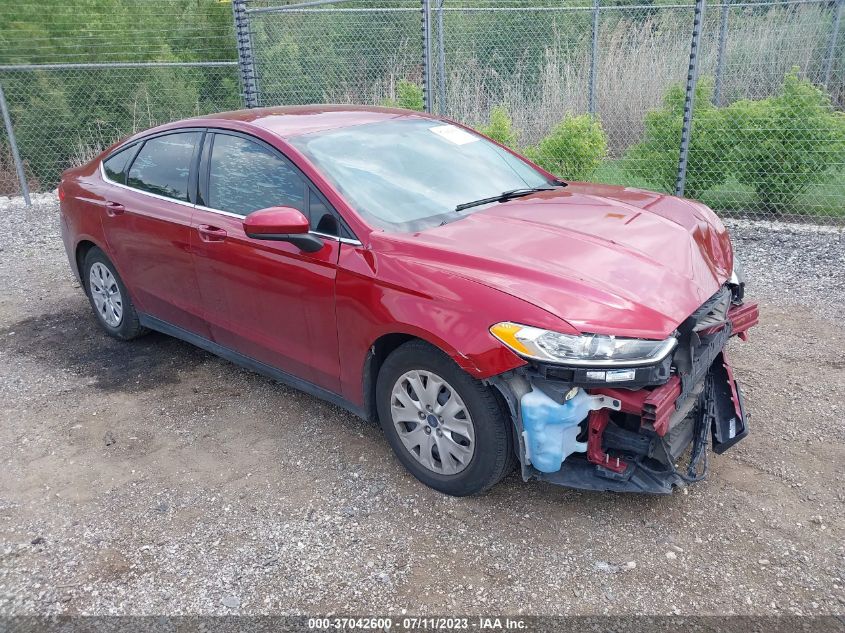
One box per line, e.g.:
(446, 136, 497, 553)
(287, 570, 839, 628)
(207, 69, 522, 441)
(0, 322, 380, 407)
(429, 124, 479, 145)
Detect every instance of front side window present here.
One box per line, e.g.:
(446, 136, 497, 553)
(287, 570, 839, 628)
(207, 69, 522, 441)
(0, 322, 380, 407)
(126, 132, 199, 201)
(288, 118, 553, 232)
(310, 188, 340, 236)
(207, 134, 306, 216)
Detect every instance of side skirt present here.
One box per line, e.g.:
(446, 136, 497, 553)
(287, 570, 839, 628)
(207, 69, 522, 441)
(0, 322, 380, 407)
(138, 314, 367, 420)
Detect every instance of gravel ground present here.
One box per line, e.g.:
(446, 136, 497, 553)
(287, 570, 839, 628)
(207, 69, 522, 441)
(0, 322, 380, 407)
(0, 193, 843, 616)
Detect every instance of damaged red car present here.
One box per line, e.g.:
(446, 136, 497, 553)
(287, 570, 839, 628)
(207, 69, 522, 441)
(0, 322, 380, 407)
(59, 105, 758, 496)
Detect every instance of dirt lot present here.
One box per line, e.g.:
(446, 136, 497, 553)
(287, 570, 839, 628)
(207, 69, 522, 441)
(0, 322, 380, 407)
(0, 194, 843, 616)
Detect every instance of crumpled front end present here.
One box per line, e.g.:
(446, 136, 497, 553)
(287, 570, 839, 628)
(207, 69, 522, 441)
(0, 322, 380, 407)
(490, 285, 759, 494)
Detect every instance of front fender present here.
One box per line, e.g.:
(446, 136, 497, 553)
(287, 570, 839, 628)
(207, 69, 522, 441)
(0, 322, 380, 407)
(335, 244, 575, 406)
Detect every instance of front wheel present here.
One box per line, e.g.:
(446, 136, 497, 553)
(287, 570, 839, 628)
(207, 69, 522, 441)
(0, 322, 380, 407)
(376, 340, 516, 496)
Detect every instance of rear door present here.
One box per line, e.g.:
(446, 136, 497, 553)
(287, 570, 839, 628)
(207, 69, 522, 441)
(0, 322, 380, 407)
(190, 130, 345, 391)
(101, 130, 209, 337)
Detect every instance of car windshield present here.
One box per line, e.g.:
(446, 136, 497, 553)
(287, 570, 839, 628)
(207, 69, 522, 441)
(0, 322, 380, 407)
(288, 118, 555, 232)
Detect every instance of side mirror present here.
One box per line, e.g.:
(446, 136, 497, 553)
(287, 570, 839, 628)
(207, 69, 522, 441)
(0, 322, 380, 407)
(243, 206, 324, 253)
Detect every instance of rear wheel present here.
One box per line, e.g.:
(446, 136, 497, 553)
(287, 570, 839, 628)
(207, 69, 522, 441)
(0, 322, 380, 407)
(376, 340, 515, 496)
(82, 247, 146, 340)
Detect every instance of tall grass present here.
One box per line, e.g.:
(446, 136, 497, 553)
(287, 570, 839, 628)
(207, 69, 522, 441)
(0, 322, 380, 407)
(432, 3, 840, 157)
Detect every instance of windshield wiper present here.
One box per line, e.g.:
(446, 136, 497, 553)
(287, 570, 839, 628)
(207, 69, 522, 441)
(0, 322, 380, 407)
(454, 185, 561, 212)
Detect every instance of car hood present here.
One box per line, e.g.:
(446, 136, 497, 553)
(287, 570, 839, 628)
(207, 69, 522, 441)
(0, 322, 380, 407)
(386, 183, 734, 340)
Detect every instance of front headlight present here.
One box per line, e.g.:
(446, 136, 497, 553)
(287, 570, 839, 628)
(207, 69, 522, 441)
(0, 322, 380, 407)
(490, 322, 677, 367)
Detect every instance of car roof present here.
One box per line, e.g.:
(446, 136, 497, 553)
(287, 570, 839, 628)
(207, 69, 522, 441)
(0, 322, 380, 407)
(181, 104, 435, 139)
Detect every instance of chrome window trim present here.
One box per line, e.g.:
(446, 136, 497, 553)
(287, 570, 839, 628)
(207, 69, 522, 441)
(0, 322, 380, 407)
(312, 231, 362, 246)
(193, 203, 243, 219)
(100, 140, 364, 248)
(194, 204, 361, 244)
(99, 169, 364, 247)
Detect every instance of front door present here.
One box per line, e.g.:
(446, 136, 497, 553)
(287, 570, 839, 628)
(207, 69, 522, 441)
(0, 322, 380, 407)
(189, 131, 343, 392)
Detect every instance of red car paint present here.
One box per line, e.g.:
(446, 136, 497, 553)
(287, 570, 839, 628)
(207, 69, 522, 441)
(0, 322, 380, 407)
(725, 301, 760, 340)
(59, 105, 741, 417)
(243, 206, 311, 236)
(384, 184, 733, 340)
(103, 181, 210, 338)
(190, 204, 344, 390)
(594, 374, 684, 438)
(586, 409, 626, 474)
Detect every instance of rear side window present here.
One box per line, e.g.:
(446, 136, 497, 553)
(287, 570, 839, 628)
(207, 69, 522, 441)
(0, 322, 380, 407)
(102, 146, 135, 184)
(127, 132, 200, 201)
(207, 133, 306, 216)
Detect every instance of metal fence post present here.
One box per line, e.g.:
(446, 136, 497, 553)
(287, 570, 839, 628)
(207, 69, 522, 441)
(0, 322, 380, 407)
(588, 0, 600, 114)
(0, 82, 30, 206)
(436, 0, 447, 115)
(232, 0, 260, 108)
(823, 0, 844, 89)
(676, 0, 706, 198)
(421, 0, 433, 113)
(713, 1, 730, 105)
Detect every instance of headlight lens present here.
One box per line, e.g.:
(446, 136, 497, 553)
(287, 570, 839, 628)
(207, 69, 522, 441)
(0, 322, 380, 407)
(490, 322, 677, 367)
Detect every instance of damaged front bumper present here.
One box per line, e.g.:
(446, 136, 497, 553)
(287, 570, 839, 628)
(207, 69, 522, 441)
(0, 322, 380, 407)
(490, 291, 760, 494)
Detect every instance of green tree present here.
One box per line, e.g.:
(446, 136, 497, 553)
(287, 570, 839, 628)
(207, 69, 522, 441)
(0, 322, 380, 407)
(1, 0, 238, 190)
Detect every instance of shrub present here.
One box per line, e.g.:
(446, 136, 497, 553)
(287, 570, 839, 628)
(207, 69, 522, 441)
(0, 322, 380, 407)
(382, 79, 424, 112)
(623, 71, 845, 213)
(479, 106, 517, 147)
(524, 114, 607, 181)
(622, 77, 732, 198)
(727, 69, 845, 213)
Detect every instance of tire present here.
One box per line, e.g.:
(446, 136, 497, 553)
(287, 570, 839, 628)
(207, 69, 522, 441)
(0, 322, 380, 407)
(376, 340, 516, 496)
(82, 247, 146, 340)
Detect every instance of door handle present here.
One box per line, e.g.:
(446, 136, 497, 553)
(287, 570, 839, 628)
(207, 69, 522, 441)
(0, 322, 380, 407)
(198, 224, 227, 242)
(104, 201, 125, 217)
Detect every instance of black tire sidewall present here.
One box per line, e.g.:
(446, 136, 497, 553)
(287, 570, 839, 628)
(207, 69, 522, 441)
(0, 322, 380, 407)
(376, 341, 512, 496)
(83, 248, 144, 340)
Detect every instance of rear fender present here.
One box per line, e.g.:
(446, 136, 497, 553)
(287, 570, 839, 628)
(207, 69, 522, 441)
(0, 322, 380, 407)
(60, 167, 122, 288)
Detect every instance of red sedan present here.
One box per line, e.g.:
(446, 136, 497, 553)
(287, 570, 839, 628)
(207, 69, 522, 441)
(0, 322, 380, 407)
(59, 105, 758, 496)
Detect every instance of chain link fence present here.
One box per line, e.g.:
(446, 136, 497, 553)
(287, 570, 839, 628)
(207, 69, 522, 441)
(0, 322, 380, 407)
(239, 0, 844, 224)
(1, 0, 843, 224)
(0, 0, 241, 196)
(0, 63, 241, 195)
(428, 2, 699, 183)
(690, 0, 845, 218)
(243, 1, 425, 106)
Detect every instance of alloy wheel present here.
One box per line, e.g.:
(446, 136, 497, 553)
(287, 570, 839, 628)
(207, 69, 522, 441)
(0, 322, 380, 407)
(89, 262, 123, 327)
(390, 369, 475, 475)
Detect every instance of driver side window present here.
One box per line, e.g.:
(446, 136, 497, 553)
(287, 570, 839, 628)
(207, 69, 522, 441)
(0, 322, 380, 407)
(207, 133, 306, 216)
